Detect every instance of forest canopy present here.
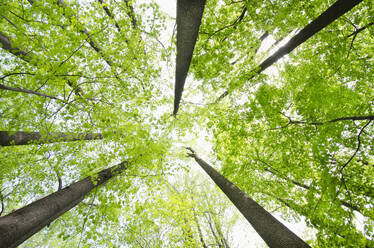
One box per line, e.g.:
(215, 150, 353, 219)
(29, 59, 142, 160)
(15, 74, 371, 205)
(0, 0, 373, 247)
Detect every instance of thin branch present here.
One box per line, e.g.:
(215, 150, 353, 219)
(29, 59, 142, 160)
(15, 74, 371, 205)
(56, 169, 62, 191)
(124, 0, 138, 29)
(0, 72, 35, 81)
(340, 120, 372, 172)
(77, 187, 98, 248)
(98, 0, 122, 32)
(205, 6, 247, 40)
(276, 113, 374, 129)
(346, 22, 373, 38)
(0, 83, 66, 102)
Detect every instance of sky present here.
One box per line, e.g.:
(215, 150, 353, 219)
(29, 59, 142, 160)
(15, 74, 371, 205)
(150, 0, 314, 247)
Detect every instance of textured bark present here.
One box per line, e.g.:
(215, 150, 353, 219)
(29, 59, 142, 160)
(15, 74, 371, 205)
(0, 131, 103, 146)
(187, 148, 310, 248)
(0, 161, 128, 248)
(216, 0, 363, 102)
(173, 0, 206, 116)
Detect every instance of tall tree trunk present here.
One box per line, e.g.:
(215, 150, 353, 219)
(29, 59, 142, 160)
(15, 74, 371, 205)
(0, 131, 103, 146)
(174, 0, 206, 116)
(216, 0, 363, 101)
(187, 148, 310, 248)
(0, 160, 129, 248)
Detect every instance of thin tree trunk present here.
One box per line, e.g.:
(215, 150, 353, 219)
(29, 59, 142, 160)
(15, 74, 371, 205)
(212, 215, 230, 248)
(0, 160, 129, 248)
(53, 0, 120, 72)
(0, 31, 83, 97)
(0, 31, 31, 62)
(193, 212, 207, 248)
(216, 0, 363, 102)
(173, 0, 206, 116)
(0, 131, 103, 146)
(124, 0, 138, 29)
(0, 83, 65, 102)
(97, 0, 122, 32)
(187, 148, 310, 248)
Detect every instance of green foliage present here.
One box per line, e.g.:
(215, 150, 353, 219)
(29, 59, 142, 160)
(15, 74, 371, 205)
(1, 0, 373, 247)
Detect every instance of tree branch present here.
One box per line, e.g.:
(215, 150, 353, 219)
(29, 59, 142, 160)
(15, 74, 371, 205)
(346, 22, 373, 38)
(340, 120, 372, 172)
(98, 0, 122, 32)
(0, 83, 66, 102)
(277, 113, 374, 128)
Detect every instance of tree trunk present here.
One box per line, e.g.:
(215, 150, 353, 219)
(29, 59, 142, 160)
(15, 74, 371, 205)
(0, 161, 129, 248)
(0, 131, 103, 146)
(193, 213, 207, 248)
(0, 32, 83, 97)
(174, 0, 206, 116)
(216, 0, 363, 101)
(187, 148, 310, 248)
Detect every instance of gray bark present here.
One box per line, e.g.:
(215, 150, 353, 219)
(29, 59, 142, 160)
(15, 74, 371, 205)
(173, 0, 206, 116)
(216, 0, 363, 102)
(0, 131, 103, 146)
(187, 148, 310, 248)
(0, 161, 128, 248)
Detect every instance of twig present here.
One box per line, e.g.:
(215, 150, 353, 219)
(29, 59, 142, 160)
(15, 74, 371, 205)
(346, 22, 373, 38)
(0, 72, 35, 80)
(340, 120, 372, 172)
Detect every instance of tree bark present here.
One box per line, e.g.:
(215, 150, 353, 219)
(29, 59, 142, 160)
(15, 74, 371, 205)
(187, 148, 310, 248)
(0, 160, 129, 248)
(173, 0, 206, 116)
(97, 0, 122, 32)
(0, 131, 103, 146)
(193, 213, 207, 248)
(0, 31, 83, 97)
(216, 0, 363, 102)
(0, 83, 65, 102)
(124, 0, 138, 29)
(0, 31, 31, 62)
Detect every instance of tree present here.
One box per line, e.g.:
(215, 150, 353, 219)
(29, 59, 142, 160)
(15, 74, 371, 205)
(0, 131, 103, 146)
(187, 148, 311, 248)
(122, 169, 238, 248)
(215, 0, 363, 101)
(1, 0, 373, 247)
(174, 0, 206, 115)
(0, 160, 128, 248)
(1, 0, 171, 246)
(183, 0, 373, 246)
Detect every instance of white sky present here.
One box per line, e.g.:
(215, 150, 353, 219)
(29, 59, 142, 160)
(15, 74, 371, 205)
(152, 1, 315, 247)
